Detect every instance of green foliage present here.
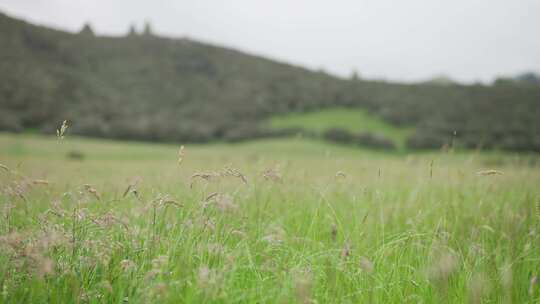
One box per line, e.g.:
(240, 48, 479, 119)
(1, 12, 540, 151)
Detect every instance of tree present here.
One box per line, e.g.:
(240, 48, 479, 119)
(143, 21, 153, 36)
(79, 23, 94, 36)
(127, 24, 137, 36)
(351, 69, 360, 81)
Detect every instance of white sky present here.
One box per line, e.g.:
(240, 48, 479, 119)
(1, 0, 539, 83)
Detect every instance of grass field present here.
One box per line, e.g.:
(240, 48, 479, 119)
(1, 133, 540, 303)
(267, 108, 414, 147)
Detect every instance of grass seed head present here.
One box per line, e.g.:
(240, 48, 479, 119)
(427, 250, 458, 285)
(330, 224, 337, 242)
(335, 171, 347, 179)
(56, 120, 69, 140)
(529, 275, 538, 297)
(468, 273, 490, 304)
(177, 145, 185, 165)
(359, 256, 374, 274)
(83, 184, 101, 201)
(341, 241, 351, 259)
(0, 163, 10, 172)
(120, 259, 136, 272)
(197, 265, 223, 298)
(262, 168, 282, 183)
(476, 169, 503, 176)
(294, 269, 313, 304)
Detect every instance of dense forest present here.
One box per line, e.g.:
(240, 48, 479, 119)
(1, 11, 539, 151)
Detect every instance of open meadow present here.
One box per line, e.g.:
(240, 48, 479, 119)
(1, 133, 540, 303)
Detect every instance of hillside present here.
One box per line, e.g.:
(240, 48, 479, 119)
(1, 11, 540, 151)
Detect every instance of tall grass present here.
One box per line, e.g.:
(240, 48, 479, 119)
(0, 133, 539, 303)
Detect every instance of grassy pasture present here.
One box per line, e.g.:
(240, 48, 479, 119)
(266, 107, 414, 147)
(0, 133, 539, 303)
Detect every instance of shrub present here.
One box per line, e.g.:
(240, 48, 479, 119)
(322, 128, 355, 144)
(323, 128, 396, 150)
(355, 132, 396, 150)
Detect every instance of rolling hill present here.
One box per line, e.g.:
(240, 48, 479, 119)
(1, 11, 539, 151)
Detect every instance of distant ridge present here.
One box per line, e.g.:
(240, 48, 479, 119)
(1, 11, 539, 151)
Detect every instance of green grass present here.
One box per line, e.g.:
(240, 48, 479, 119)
(1, 133, 539, 303)
(267, 107, 414, 147)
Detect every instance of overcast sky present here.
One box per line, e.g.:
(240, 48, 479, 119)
(1, 0, 539, 83)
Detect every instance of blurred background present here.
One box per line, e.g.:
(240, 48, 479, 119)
(0, 0, 539, 151)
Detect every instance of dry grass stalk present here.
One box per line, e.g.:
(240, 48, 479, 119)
(427, 249, 459, 297)
(122, 176, 142, 198)
(197, 265, 223, 298)
(294, 269, 313, 304)
(32, 179, 50, 186)
(0, 163, 10, 172)
(177, 145, 185, 165)
(152, 195, 183, 209)
(500, 262, 512, 303)
(120, 259, 137, 272)
(191, 166, 247, 188)
(341, 241, 351, 260)
(190, 172, 220, 188)
(204, 192, 220, 202)
(330, 224, 337, 242)
(476, 169, 503, 176)
(230, 229, 246, 238)
(335, 171, 347, 179)
(83, 184, 101, 201)
(122, 184, 133, 198)
(162, 199, 183, 208)
(215, 194, 238, 212)
(262, 225, 286, 244)
(529, 275, 538, 297)
(203, 192, 238, 212)
(90, 213, 129, 230)
(56, 120, 68, 140)
(359, 256, 374, 274)
(223, 166, 248, 185)
(468, 273, 490, 304)
(262, 168, 282, 183)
